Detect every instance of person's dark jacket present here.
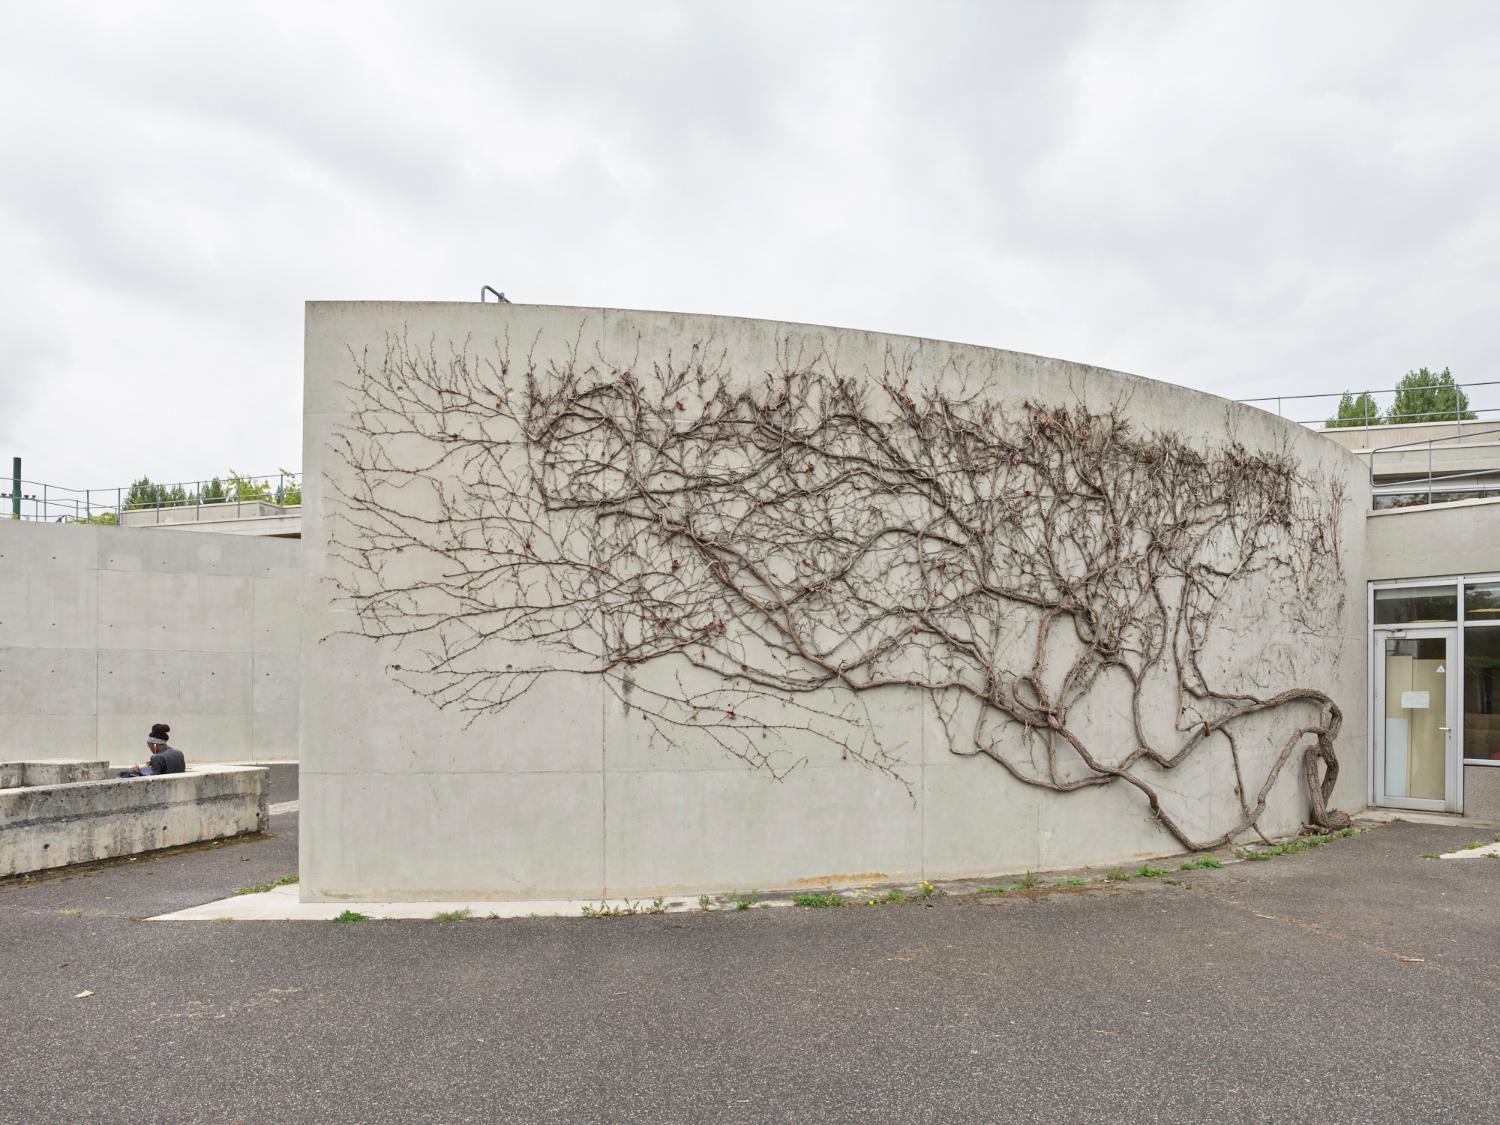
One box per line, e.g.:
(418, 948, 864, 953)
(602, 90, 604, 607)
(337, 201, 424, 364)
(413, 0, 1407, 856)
(147, 746, 186, 774)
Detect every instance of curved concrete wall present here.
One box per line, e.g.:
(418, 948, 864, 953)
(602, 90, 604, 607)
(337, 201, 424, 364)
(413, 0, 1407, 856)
(301, 303, 1370, 901)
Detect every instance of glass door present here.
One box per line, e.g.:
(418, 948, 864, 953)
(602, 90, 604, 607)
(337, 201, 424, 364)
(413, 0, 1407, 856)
(1376, 628, 1459, 811)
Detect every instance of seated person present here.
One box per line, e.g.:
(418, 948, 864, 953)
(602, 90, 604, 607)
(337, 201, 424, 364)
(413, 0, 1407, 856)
(117, 723, 186, 778)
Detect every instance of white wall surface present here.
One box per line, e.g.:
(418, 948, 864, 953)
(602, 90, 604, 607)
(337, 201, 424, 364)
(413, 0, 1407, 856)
(0, 521, 300, 764)
(302, 302, 1371, 901)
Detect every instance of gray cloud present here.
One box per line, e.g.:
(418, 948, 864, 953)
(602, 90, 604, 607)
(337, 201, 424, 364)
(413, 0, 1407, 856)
(1, 0, 1496, 496)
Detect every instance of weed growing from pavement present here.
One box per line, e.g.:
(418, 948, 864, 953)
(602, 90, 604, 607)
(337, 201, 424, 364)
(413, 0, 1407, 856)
(697, 894, 711, 911)
(1422, 852, 1440, 860)
(432, 908, 473, 921)
(582, 897, 670, 919)
(235, 874, 299, 896)
(1064, 877, 1088, 886)
(791, 891, 845, 908)
(332, 910, 368, 923)
(729, 890, 759, 911)
(1014, 871, 1042, 890)
(1178, 856, 1224, 870)
(1456, 841, 1488, 852)
(911, 881, 943, 900)
(977, 885, 1008, 895)
(1235, 827, 1357, 862)
(1103, 868, 1133, 882)
(1136, 864, 1170, 878)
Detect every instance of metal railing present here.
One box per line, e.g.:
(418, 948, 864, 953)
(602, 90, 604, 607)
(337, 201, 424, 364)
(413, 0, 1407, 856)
(1237, 378, 1500, 433)
(3, 471, 302, 525)
(1365, 426, 1500, 508)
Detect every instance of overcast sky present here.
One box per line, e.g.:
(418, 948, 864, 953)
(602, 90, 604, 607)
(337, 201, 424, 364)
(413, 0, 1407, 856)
(2, 1, 1497, 500)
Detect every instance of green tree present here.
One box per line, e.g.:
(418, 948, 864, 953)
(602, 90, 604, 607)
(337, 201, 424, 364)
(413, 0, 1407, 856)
(123, 477, 193, 509)
(124, 476, 165, 510)
(1325, 391, 1383, 428)
(273, 468, 302, 506)
(1388, 367, 1474, 424)
(202, 477, 226, 504)
(226, 470, 272, 502)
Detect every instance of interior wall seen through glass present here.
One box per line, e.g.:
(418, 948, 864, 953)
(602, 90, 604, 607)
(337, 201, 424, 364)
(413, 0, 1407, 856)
(1383, 636, 1448, 801)
(1464, 626, 1500, 763)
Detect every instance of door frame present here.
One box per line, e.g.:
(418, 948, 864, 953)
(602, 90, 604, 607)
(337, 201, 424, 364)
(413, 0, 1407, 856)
(1373, 625, 1462, 813)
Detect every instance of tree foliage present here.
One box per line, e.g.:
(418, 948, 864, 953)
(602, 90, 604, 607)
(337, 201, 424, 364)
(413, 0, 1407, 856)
(1324, 391, 1382, 429)
(1388, 367, 1473, 424)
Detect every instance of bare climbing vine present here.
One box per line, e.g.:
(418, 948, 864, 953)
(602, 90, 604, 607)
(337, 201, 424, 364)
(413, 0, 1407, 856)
(327, 332, 1352, 850)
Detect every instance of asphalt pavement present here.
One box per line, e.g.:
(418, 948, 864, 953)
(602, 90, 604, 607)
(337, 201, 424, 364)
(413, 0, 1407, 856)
(2, 809, 1497, 1124)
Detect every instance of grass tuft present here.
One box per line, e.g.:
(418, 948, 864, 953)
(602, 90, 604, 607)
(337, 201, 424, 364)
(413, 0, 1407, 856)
(791, 890, 845, 908)
(1236, 827, 1359, 863)
(235, 874, 299, 896)
(1178, 856, 1224, 870)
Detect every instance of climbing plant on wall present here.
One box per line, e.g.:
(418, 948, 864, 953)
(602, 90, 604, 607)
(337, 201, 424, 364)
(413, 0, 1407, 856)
(328, 334, 1352, 850)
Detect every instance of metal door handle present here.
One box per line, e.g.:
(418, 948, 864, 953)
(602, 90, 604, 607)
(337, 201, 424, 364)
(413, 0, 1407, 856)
(1438, 726, 1452, 732)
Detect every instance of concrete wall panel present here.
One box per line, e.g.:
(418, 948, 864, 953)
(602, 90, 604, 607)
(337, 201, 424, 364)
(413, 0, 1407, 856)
(1464, 766, 1500, 820)
(299, 770, 606, 901)
(0, 569, 99, 650)
(602, 765, 924, 897)
(1366, 499, 1500, 582)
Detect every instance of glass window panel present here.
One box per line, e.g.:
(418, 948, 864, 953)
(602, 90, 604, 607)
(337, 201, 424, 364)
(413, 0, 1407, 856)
(1464, 627, 1500, 762)
(1373, 585, 1458, 625)
(1464, 582, 1500, 621)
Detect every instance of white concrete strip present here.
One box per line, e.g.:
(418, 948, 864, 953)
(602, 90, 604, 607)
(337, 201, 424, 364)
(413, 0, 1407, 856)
(151, 886, 750, 921)
(1440, 841, 1500, 859)
(267, 800, 299, 816)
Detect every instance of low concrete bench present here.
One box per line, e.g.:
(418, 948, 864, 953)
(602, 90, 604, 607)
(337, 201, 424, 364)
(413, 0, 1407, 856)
(0, 764, 269, 878)
(0, 760, 111, 788)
